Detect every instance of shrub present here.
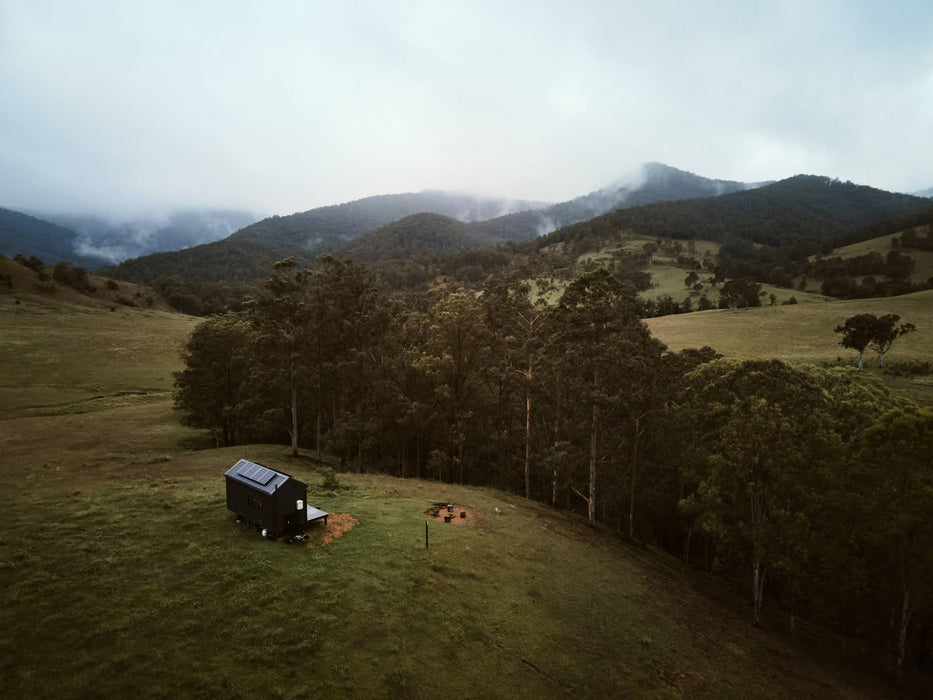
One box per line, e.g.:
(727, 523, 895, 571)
(883, 360, 933, 377)
(318, 467, 341, 491)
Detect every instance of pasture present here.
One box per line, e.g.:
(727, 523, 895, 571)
(0, 280, 927, 697)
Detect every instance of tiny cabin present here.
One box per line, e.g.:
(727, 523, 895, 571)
(224, 459, 308, 537)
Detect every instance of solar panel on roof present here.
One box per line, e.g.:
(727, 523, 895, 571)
(238, 462, 276, 485)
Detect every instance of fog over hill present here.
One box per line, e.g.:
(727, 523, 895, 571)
(40, 209, 261, 264)
(108, 163, 765, 281)
(471, 162, 765, 240)
(0, 207, 107, 269)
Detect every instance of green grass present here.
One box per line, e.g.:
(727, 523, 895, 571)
(645, 287, 933, 362)
(645, 289, 933, 404)
(819, 231, 933, 285)
(0, 292, 198, 419)
(0, 434, 897, 698)
(1, 265, 928, 697)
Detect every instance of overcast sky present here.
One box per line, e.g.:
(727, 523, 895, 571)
(1, 0, 931, 217)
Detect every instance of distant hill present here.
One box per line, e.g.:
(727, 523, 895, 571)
(0, 251, 170, 312)
(0, 207, 109, 269)
(342, 213, 491, 263)
(471, 162, 764, 240)
(41, 209, 260, 264)
(914, 186, 933, 199)
(540, 175, 933, 253)
(110, 164, 761, 283)
(226, 190, 547, 258)
(110, 191, 548, 282)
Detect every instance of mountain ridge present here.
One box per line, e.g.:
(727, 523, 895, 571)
(109, 163, 766, 280)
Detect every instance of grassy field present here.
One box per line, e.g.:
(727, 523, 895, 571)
(818, 229, 933, 285)
(0, 424, 902, 698)
(2, 268, 931, 696)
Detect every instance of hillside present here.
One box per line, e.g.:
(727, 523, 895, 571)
(542, 175, 933, 252)
(471, 162, 762, 241)
(0, 254, 172, 313)
(108, 163, 762, 285)
(42, 209, 260, 264)
(646, 288, 932, 364)
(0, 288, 908, 695)
(0, 256, 192, 419)
(111, 191, 548, 283)
(3, 258, 932, 695)
(342, 212, 492, 262)
(0, 206, 109, 269)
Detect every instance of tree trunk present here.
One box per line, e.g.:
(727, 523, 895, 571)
(628, 414, 640, 539)
(752, 560, 766, 626)
(896, 584, 912, 684)
(524, 371, 532, 500)
(290, 384, 299, 457)
(315, 407, 322, 461)
(588, 401, 598, 527)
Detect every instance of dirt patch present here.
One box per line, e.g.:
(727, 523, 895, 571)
(303, 512, 358, 548)
(424, 503, 489, 528)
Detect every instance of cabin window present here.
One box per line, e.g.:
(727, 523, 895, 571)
(247, 495, 263, 510)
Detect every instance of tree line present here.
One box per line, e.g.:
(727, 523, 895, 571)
(174, 257, 932, 683)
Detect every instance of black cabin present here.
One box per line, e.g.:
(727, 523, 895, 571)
(224, 459, 308, 537)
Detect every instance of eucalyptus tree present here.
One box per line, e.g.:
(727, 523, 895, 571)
(835, 313, 881, 371)
(835, 312, 915, 370)
(307, 255, 395, 466)
(868, 313, 915, 368)
(244, 257, 315, 456)
(480, 276, 551, 497)
(678, 360, 837, 626)
(413, 289, 491, 483)
(173, 311, 254, 446)
(547, 269, 665, 526)
(857, 407, 933, 683)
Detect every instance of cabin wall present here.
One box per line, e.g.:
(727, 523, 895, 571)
(225, 477, 308, 536)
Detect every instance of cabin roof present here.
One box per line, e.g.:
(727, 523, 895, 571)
(224, 459, 298, 495)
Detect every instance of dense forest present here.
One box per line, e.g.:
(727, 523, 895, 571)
(541, 176, 932, 251)
(174, 256, 932, 683)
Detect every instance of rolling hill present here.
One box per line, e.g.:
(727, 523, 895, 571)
(0, 287, 919, 695)
(107, 163, 763, 283)
(342, 213, 489, 262)
(0, 207, 109, 269)
(540, 175, 933, 253)
(108, 190, 547, 283)
(3, 229, 932, 695)
(471, 161, 765, 241)
(42, 209, 260, 264)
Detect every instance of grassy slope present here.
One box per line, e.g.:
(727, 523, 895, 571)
(646, 288, 932, 363)
(818, 230, 933, 285)
(0, 264, 199, 419)
(1, 432, 895, 698)
(1, 268, 926, 697)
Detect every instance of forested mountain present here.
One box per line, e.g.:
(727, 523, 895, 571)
(42, 209, 259, 264)
(342, 213, 493, 262)
(109, 164, 759, 284)
(0, 207, 109, 269)
(109, 191, 548, 282)
(471, 162, 762, 240)
(540, 175, 933, 254)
